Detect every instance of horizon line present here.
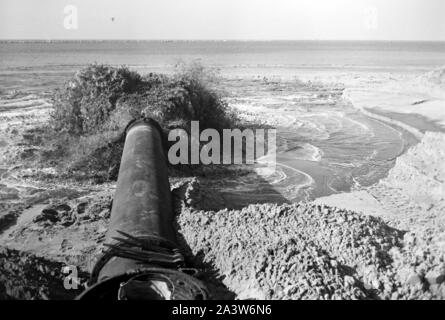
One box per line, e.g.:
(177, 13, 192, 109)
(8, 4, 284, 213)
(1, 38, 445, 43)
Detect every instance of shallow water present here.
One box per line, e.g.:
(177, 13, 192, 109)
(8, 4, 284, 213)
(223, 79, 418, 202)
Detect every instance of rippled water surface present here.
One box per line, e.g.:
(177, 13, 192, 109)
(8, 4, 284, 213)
(220, 79, 418, 203)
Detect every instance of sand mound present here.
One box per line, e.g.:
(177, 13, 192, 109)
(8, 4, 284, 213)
(384, 132, 445, 212)
(370, 132, 445, 256)
(174, 179, 443, 300)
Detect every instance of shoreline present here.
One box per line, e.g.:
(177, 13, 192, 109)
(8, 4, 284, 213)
(314, 87, 442, 212)
(343, 90, 425, 140)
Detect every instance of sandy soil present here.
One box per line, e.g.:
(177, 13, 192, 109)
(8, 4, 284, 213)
(174, 172, 445, 300)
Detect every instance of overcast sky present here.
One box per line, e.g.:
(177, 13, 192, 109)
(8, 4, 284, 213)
(0, 0, 444, 41)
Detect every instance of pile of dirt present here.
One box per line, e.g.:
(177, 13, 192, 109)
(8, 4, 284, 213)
(383, 132, 445, 215)
(368, 131, 445, 299)
(175, 179, 445, 300)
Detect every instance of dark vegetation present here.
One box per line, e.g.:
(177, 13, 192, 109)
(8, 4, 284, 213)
(34, 62, 237, 182)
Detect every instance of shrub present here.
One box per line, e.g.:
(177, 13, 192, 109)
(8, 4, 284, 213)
(51, 64, 143, 134)
(51, 63, 234, 135)
(44, 62, 236, 181)
(117, 63, 234, 132)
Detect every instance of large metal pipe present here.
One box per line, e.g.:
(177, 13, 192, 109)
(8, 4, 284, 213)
(78, 118, 208, 300)
(98, 118, 176, 281)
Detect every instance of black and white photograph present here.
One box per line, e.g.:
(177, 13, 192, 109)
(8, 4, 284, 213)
(0, 0, 444, 304)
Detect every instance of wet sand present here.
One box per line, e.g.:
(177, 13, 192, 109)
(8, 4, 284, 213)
(367, 107, 445, 134)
